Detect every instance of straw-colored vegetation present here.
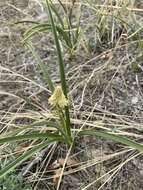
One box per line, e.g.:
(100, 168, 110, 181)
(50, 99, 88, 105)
(0, 0, 143, 189)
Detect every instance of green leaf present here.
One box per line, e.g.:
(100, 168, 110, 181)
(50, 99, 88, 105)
(79, 130, 143, 152)
(0, 120, 61, 141)
(0, 141, 49, 178)
(23, 23, 51, 43)
(50, 0, 65, 27)
(23, 23, 72, 49)
(45, 0, 71, 141)
(0, 133, 63, 144)
(56, 26, 73, 49)
(45, 0, 67, 96)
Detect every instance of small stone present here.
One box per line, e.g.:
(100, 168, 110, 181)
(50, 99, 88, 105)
(131, 96, 138, 104)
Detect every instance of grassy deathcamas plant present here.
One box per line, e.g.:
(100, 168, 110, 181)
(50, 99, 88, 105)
(1, 0, 143, 180)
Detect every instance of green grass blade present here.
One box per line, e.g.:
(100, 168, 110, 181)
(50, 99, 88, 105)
(45, 0, 71, 140)
(0, 121, 60, 140)
(23, 23, 51, 42)
(0, 133, 63, 144)
(0, 141, 49, 178)
(25, 42, 54, 92)
(56, 26, 73, 48)
(23, 23, 72, 49)
(15, 20, 40, 25)
(50, 0, 64, 27)
(45, 0, 67, 96)
(79, 130, 143, 152)
(50, 0, 72, 44)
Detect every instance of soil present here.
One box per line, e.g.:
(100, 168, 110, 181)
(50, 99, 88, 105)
(0, 0, 143, 190)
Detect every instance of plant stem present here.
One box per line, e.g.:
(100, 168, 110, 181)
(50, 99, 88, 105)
(45, 0, 72, 143)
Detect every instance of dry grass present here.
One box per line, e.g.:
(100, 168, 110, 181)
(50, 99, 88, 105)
(0, 0, 143, 189)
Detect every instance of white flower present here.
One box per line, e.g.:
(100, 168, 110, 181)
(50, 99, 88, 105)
(49, 86, 68, 108)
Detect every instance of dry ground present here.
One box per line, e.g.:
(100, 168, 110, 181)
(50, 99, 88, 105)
(0, 0, 143, 190)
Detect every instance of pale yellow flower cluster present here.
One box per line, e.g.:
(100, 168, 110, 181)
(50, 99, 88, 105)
(48, 86, 68, 108)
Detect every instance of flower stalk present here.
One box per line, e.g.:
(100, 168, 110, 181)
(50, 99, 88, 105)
(46, 0, 72, 144)
(48, 86, 72, 145)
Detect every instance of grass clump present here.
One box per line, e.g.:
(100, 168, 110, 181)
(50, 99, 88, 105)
(0, 173, 32, 190)
(0, 1, 143, 189)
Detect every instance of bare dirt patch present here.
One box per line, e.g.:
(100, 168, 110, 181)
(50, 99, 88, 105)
(0, 1, 143, 190)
